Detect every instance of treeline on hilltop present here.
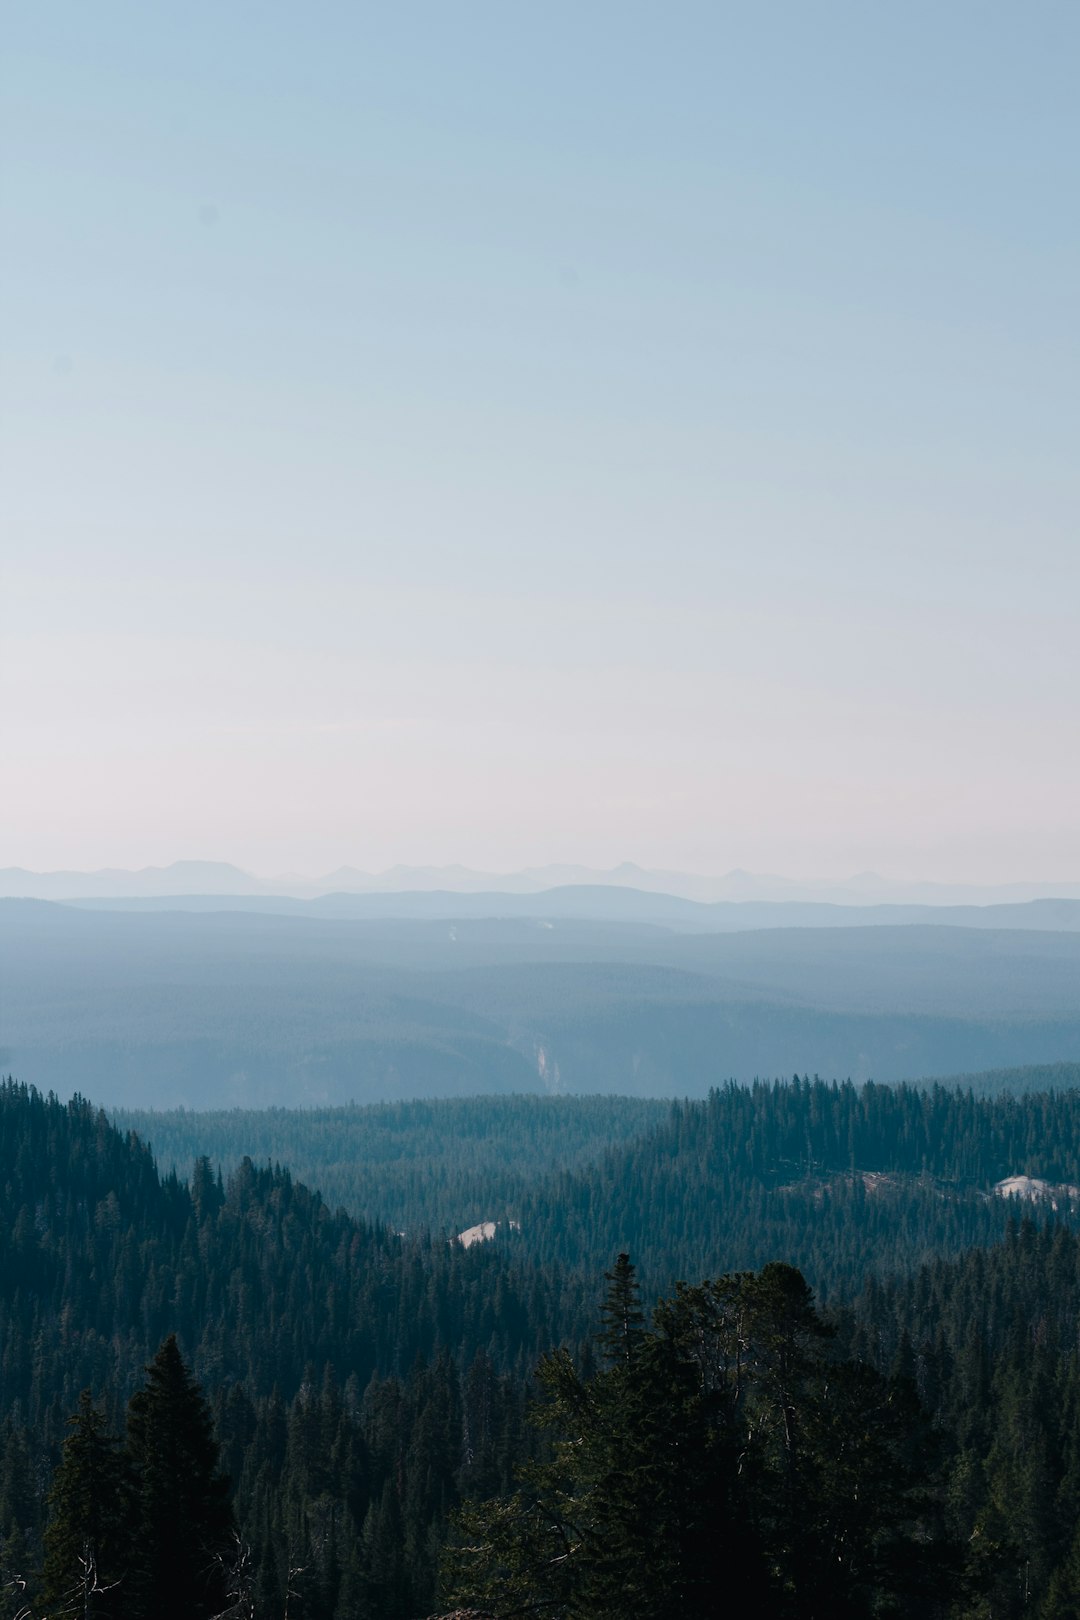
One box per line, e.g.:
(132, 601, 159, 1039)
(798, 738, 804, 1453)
(111, 1093, 671, 1236)
(0, 1082, 576, 1415)
(929, 1060, 1080, 1098)
(114, 1079, 1080, 1304)
(9, 1079, 1080, 1613)
(505, 1078, 1080, 1300)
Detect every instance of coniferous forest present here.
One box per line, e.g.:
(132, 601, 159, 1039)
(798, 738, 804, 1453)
(3, 1078, 1080, 1615)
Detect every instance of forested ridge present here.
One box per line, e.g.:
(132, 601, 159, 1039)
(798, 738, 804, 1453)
(0, 1081, 570, 1616)
(513, 1078, 1080, 1297)
(119, 1079, 1080, 1303)
(6, 1077, 1080, 1614)
(110, 1094, 672, 1237)
(111, 1060, 1080, 1235)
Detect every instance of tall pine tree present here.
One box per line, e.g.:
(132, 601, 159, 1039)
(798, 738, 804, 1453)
(125, 1337, 235, 1620)
(41, 1391, 132, 1619)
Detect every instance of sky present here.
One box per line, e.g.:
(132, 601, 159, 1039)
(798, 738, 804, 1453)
(2, 2, 1078, 881)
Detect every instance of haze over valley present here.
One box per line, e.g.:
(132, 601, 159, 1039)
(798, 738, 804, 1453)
(6, 884, 1080, 1109)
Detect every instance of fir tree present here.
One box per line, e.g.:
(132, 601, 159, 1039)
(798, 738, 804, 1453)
(41, 1392, 132, 1619)
(125, 1337, 235, 1620)
(595, 1253, 645, 1366)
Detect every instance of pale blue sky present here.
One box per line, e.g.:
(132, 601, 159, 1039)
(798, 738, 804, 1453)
(3, 2, 1078, 879)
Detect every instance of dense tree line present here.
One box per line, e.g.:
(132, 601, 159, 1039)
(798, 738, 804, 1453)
(7, 1079, 1080, 1613)
(116, 1080, 1080, 1304)
(844, 1220, 1080, 1617)
(9, 1337, 526, 1620)
(510, 1078, 1080, 1301)
(936, 1062, 1080, 1099)
(111, 1094, 670, 1236)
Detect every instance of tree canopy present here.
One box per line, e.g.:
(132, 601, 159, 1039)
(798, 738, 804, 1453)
(442, 1260, 959, 1619)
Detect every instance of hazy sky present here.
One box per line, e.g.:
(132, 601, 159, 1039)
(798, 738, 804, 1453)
(3, 2, 1078, 880)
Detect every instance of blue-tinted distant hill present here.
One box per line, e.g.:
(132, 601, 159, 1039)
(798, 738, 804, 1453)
(4, 898, 1080, 1107)
(6, 860, 1080, 908)
(57, 885, 1080, 931)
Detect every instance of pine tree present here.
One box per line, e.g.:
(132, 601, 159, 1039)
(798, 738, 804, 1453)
(595, 1253, 645, 1366)
(41, 1392, 132, 1619)
(125, 1337, 235, 1620)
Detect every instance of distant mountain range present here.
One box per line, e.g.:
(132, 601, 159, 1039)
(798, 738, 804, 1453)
(3, 859, 1080, 908)
(35, 890, 1080, 934)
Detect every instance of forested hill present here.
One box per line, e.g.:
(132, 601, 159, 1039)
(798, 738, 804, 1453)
(13, 1079, 1080, 1613)
(12, 1079, 1080, 1614)
(112, 1093, 672, 1235)
(0, 1080, 591, 1615)
(932, 1060, 1080, 1096)
(0, 1082, 577, 1424)
(509, 1080, 1080, 1300)
(118, 1081, 1080, 1305)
